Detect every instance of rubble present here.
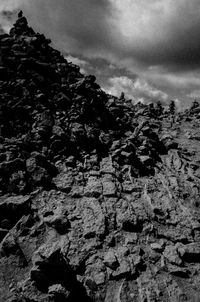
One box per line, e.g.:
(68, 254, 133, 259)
(1, 12, 200, 302)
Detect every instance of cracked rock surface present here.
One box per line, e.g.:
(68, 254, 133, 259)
(1, 12, 200, 302)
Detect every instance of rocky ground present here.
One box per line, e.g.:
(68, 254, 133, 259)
(1, 12, 200, 302)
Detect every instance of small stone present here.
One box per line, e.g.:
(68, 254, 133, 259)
(53, 172, 74, 192)
(100, 157, 115, 175)
(112, 259, 131, 279)
(163, 245, 182, 266)
(93, 272, 106, 285)
(85, 278, 98, 291)
(117, 246, 130, 258)
(84, 176, 102, 197)
(125, 233, 138, 245)
(81, 198, 105, 239)
(178, 243, 200, 262)
(167, 264, 190, 278)
(48, 284, 70, 299)
(150, 243, 163, 252)
(102, 176, 116, 197)
(44, 213, 70, 234)
(122, 181, 135, 193)
(104, 250, 119, 270)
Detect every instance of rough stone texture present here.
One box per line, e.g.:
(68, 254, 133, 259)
(2, 12, 200, 302)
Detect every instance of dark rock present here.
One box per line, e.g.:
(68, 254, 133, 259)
(48, 284, 70, 301)
(0, 195, 31, 230)
(178, 243, 200, 263)
(31, 239, 70, 289)
(81, 197, 105, 239)
(103, 250, 119, 270)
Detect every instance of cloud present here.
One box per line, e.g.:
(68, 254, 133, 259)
(104, 76, 169, 104)
(2, 0, 199, 70)
(1, 0, 200, 107)
(65, 55, 89, 74)
(188, 90, 200, 99)
(17, 0, 119, 60)
(147, 72, 200, 90)
(109, 0, 200, 69)
(0, 1, 23, 32)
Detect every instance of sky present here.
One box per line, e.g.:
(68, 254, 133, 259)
(1, 0, 200, 108)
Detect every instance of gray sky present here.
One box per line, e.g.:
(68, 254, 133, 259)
(1, 0, 200, 107)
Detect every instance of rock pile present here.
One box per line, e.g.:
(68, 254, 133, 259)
(1, 12, 200, 302)
(0, 12, 169, 196)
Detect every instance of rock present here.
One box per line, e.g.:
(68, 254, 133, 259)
(84, 176, 102, 197)
(26, 156, 51, 187)
(150, 243, 164, 253)
(48, 284, 70, 300)
(102, 175, 116, 197)
(104, 250, 119, 270)
(163, 245, 182, 266)
(44, 213, 70, 234)
(122, 180, 135, 193)
(53, 172, 74, 192)
(100, 157, 115, 175)
(112, 259, 131, 279)
(178, 243, 200, 262)
(116, 199, 144, 232)
(31, 239, 69, 289)
(81, 197, 105, 239)
(26, 153, 57, 188)
(167, 264, 190, 278)
(0, 232, 18, 256)
(0, 195, 31, 230)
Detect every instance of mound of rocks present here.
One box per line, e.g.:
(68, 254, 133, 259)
(0, 12, 170, 196)
(2, 12, 200, 302)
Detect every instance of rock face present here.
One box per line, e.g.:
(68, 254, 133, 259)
(1, 12, 200, 302)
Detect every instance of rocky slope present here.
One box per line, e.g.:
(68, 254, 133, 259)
(1, 12, 200, 302)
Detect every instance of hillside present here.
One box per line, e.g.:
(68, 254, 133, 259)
(1, 12, 200, 302)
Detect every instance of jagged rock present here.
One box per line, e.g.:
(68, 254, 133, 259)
(167, 264, 190, 278)
(48, 284, 70, 300)
(0, 232, 18, 256)
(112, 259, 131, 279)
(100, 157, 115, 175)
(163, 245, 182, 266)
(102, 175, 116, 197)
(104, 250, 119, 270)
(52, 172, 74, 192)
(150, 242, 164, 253)
(116, 199, 145, 232)
(81, 197, 105, 239)
(26, 152, 57, 188)
(0, 195, 31, 233)
(44, 213, 70, 234)
(178, 243, 200, 262)
(31, 239, 69, 289)
(84, 176, 102, 198)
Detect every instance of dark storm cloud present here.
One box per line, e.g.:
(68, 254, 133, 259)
(19, 0, 200, 71)
(106, 0, 200, 71)
(2, 0, 200, 70)
(1, 0, 200, 106)
(20, 0, 120, 58)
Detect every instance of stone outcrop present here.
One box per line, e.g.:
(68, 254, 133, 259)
(1, 11, 200, 302)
